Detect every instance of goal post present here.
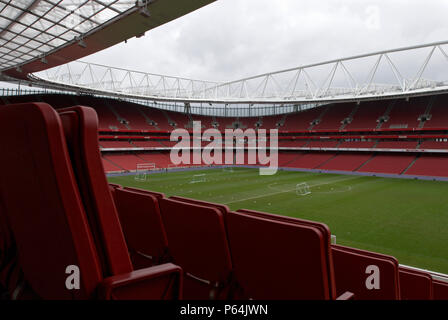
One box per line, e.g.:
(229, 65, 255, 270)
(222, 166, 234, 173)
(296, 182, 311, 196)
(190, 173, 207, 184)
(135, 163, 156, 181)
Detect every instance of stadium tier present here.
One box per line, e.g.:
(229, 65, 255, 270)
(3, 93, 448, 178)
(1, 102, 448, 300)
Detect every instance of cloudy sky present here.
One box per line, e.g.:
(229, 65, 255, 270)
(81, 0, 448, 83)
(2, 0, 448, 90)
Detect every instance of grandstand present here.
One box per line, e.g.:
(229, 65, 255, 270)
(1, 0, 448, 303)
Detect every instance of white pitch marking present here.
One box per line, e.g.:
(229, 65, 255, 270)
(224, 175, 361, 205)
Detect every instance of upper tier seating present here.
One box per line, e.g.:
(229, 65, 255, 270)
(258, 115, 284, 130)
(420, 95, 448, 129)
(313, 103, 356, 131)
(344, 100, 389, 130)
(386, 97, 428, 129)
(0, 103, 182, 299)
(281, 106, 326, 131)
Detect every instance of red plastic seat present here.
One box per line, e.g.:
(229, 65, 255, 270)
(57, 105, 183, 299)
(114, 188, 169, 269)
(227, 210, 332, 300)
(0, 103, 103, 299)
(433, 279, 448, 300)
(331, 244, 400, 300)
(398, 266, 433, 300)
(123, 186, 165, 200)
(158, 198, 233, 299)
(236, 208, 338, 299)
(0, 103, 182, 299)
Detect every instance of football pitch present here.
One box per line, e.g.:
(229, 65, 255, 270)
(108, 167, 448, 274)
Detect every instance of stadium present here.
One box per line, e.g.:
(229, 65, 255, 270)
(1, 0, 448, 302)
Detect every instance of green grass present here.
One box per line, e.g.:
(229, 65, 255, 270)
(108, 168, 448, 274)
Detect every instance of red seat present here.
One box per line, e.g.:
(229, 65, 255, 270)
(170, 196, 230, 228)
(57, 105, 183, 299)
(0, 103, 104, 299)
(114, 188, 169, 269)
(0, 103, 181, 299)
(398, 266, 433, 300)
(123, 186, 165, 200)
(433, 279, 448, 300)
(227, 210, 333, 300)
(158, 198, 233, 299)
(331, 244, 400, 300)
(236, 208, 338, 299)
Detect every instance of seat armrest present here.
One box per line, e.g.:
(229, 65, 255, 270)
(336, 291, 355, 300)
(98, 263, 183, 300)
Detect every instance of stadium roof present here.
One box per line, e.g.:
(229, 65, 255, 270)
(30, 40, 448, 105)
(0, 0, 216, 80)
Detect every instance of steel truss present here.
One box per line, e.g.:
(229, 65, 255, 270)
(30, 40, 448, 104)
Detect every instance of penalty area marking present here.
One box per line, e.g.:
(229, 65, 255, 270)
(224, 175, 361, 205)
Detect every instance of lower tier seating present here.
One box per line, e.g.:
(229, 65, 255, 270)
(357, 153, 417, 175)
(404, 155, 448, 177)
(319, 153, 373, 171)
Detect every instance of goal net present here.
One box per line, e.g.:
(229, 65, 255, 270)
(296, 182, 311, 196)
(223, 166, 234, 173)
(135, 163, 156, 181)
(190, 173, 207, 184)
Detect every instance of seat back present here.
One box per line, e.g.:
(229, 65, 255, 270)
(0, 103, 102, 299)
(170, 196, 229, 216)
(57, 106, 133, 277)
(158, 198, 232, 299)
(236, 208, 336, 298)
(123, 187, 165, 200)
(227, 210, 330, 299)
(433, 279, 448, 300)
(331, 244, 400, 300)
(114, 188, 169, 268)
(398, 266, 433, 300)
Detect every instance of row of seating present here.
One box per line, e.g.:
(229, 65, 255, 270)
(101, 150, 448, 178)
(0, 103, 183, 300)
(110, 184, 448, 300)
(4, 93, 448, 132)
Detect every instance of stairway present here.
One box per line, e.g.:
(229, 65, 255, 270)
(376, 100, 395, 129)
(316, 153, 339, 169)
(138, 108, 160, 130)
(340, 103, 360, 130)
(401, 155, 420, 175)
(308, 105, 330, 130)
(355, 154, 377, 171)
(418, 96, 436, 128)
(161, 110, 176, 129)
(103, 157, 125, 171)
(108, 104, 131, 129)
